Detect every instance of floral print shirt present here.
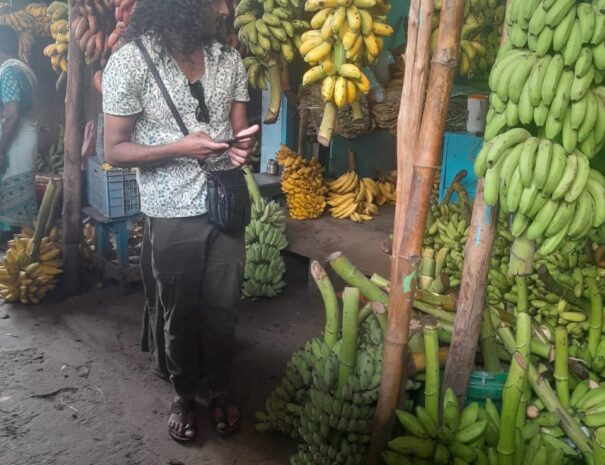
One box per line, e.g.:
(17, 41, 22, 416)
(102, 35, 249, 218)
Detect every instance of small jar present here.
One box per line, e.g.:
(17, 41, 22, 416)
(267, 159, 279, 175)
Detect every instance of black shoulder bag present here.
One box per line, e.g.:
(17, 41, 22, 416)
(135, 39, 251, 233)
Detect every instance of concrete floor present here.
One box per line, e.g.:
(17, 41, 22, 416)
(0, 255, 322, 465)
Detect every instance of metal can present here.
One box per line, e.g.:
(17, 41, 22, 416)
(267, 159, 279, 175)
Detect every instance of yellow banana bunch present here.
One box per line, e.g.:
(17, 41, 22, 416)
(0, 227, 63, 305)
(432, 0, 505, 79)
(276, 145, 328, 220)
(299, 0, 392, 108)
(376, 171, 397, 206)
(326, 172, 386, 222)
(43, 2, 69, 75)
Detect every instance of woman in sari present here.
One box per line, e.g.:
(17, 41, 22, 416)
(0, 26, 38, 239)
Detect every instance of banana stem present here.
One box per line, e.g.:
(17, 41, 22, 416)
(508, 235, 535, 276)
(554, 327, 570, 410)
(351, 101, 363, 121)
(587, 277, 603, 358)
(43, 179, 62, 238)
(497, 312, 531, 465)
(263, 60, 282, 125)
(497, 315, 593, 459)
(371, 301, 388, 336)
(327, 252, 390, 307)
(479, 310, 502, 373)
(370, 273, 390, 292)
(423, 325, 440, 423)
(338, 287, 360, 390)
(31, 178, 58, 261)
(413, 301, 455, 323)
(515, 275, 529, 314)
(318, 102, 337, 147)
(358, 302, 374, 324)
(310, 261, 340, 349)
(416, 290, 457, 311)
(243, 166, 262, 206)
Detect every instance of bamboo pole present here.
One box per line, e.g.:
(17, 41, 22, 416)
(62, 4, 84, 295)
(366, 0, 466, 461)
(440, 0, 513, 404)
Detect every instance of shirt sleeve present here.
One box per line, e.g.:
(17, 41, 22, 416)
(0, 68, 24, 105)
(233, 53, 250, 103)
(102, 43, 145, 116)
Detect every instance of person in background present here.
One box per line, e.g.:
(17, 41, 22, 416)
(0, 25, 38, 241)
(102, 0, 258, 444)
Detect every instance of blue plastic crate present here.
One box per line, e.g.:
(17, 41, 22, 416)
(439, 132, 483, 202)
(87, 157, 140, 218)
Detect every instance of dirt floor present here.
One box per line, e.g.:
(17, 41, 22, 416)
(0, 254, 322, 465)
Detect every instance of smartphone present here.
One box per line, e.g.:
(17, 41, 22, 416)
(217, 134, 253, 145)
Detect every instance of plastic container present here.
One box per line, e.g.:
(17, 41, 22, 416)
(465, 371, 507, 410)
(87, 157, 140, 218)
(466, 93, 489, 135)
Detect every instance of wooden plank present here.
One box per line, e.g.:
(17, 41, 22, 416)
(285, 206, 393, 277)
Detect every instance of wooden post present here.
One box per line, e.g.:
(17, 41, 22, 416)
(441, 0, 512, 404)
(441, 181, 499, 402)
(366, 0, 466, 462)
(62, 5, 84, 296)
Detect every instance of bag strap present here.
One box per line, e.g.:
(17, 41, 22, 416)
(134, 39, 189, 136)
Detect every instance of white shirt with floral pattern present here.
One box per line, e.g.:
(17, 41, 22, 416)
(102, 35, 250, 218)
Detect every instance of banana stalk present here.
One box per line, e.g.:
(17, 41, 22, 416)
(338, 287, 360, 390)
(554, 327, 570, 410)
(480, 311, 503, 372)
(243, 166, 262, 206)
(359, 302, 374, 324)
(509, 235, 535, 276)
(413, 301, 455, 323)
(587, 277, 603, 358)
(423, 325, 440, 423)
(31, 179, 58, 261)
(496, 315, 593, 460)
(311, 261, 340, 349)
(318, 102, 337, 147)
(498, 312, 531, 465)
(264, 60, 283, 124)
(327, 252, 390, 307)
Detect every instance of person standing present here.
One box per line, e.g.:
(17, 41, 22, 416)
(102, 0, 258, 444)
(0, 25, 38, 239)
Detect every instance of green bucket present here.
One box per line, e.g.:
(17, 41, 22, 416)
(465, 371, 507, 411)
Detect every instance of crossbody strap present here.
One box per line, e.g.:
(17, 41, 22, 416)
(134, 39, 189, 136)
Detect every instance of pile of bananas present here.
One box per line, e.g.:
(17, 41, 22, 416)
(422, 185, 472, 290)
(243, 196, 288, 298)
(432, 0, 506, 79)
(41, 2, 69, 74)
(326, 171, 381, 222)
(486, 0, 605, 155)
(299, 0, 392, 108)
(235, 0, 305, 123)
(36, 125, 64, 174)
(375, 172, 397, 206)
(291, 317, 384, 465)
(0, 227, 62, 305)
(276, 145, 328, 220)
(25, 3, 52, 36)
(475, 129, 605, 255)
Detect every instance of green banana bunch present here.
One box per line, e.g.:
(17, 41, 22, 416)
(475, 129, 605, 255)
(242, 192, 288, 299)
(384, 389, 493, 465)
(37, 125, 64, 174)
(291, 317, 384, 465)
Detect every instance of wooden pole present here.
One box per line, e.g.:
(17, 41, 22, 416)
(366, 0, 466, 462)
(441, 181, 499, 402)
(441, 0, 512, 404)
(62, 4, 84, 296)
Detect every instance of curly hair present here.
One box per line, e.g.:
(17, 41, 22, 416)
(126, 0, 230, 57)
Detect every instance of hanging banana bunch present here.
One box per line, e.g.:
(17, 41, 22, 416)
(298, 0, 393, 146)
(432, 0, 506, 79)
(235, 0, 307, 124)
(43, 2, 69, 77)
